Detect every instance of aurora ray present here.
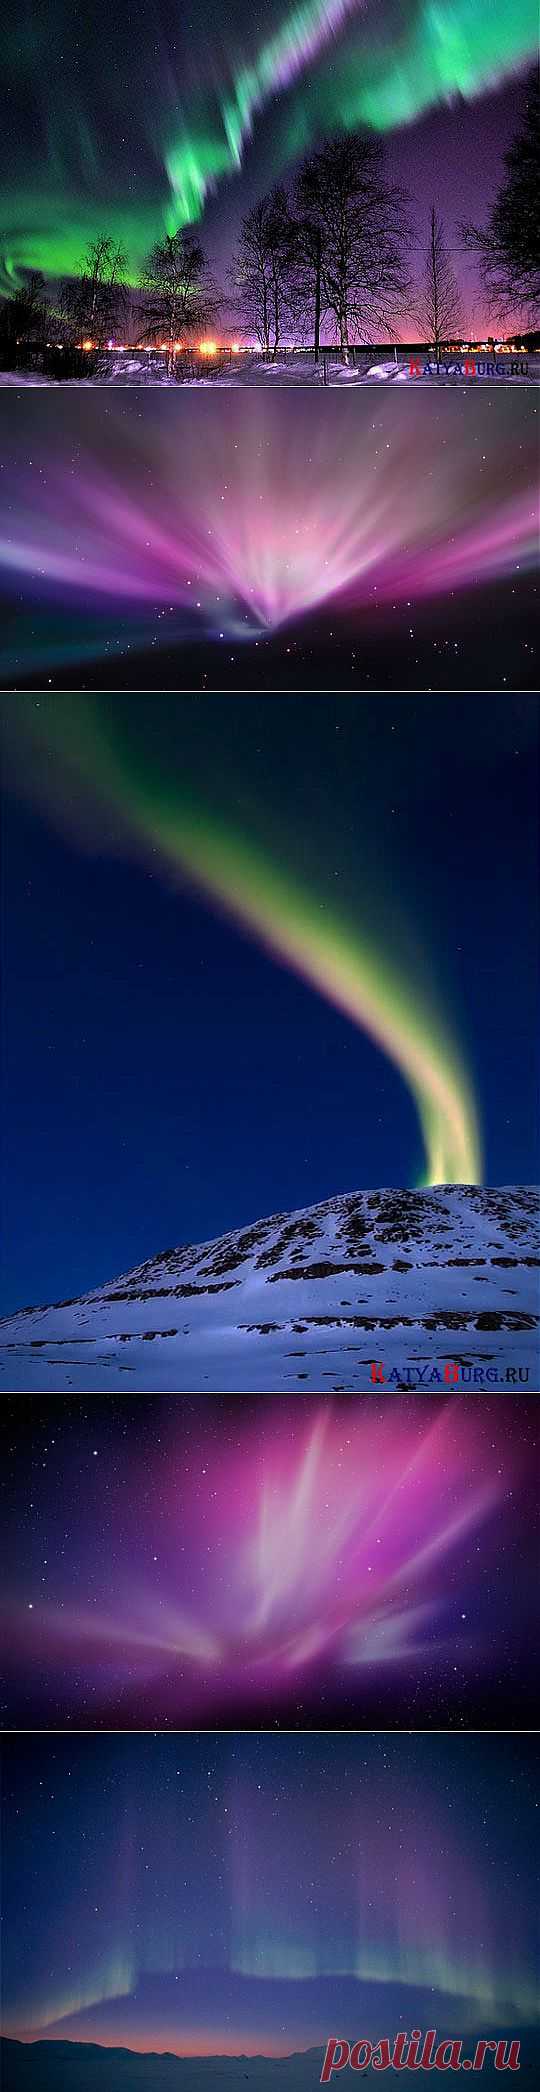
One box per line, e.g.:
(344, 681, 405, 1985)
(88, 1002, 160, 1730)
(2, 1732, 539, 2053)
(279, 0, 539, 165)
(0, 392, 536, 687)
(181, 0, 539, 222)
(6, 695, 482, 1185)
(1, 2, 537, 284)
(2, 1394, 536, 1731)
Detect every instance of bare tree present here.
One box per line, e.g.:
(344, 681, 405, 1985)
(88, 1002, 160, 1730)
(416, 206, 463, 364)
(58, 236, 128, 348)
(462, 74, 540, 320)
(232, 186, 293, 357)
(140, 229, 217, 375)
(291, 167, 325, 361)
(0, 269, 48, 367)
(289, 136, 411, 360)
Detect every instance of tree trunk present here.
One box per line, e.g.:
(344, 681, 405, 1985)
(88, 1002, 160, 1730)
(314, 229, 321, 364)
(262, 280, 270, 357)
(272, 275, 280, 360)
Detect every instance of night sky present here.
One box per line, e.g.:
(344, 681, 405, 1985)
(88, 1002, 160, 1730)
(1, 17, 538, 2078)
(2, 1732, 538, 2056)
(1, 3, 537, 330)
(2, 1393, 539, 1731)
(0, 393, 537, 691)
(1, 690, 538, 1317)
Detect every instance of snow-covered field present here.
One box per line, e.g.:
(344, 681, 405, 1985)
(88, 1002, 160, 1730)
(3, 2035, 540, 2091)
(2, 1186, 538, 1392)
(0, 352, 537, 387)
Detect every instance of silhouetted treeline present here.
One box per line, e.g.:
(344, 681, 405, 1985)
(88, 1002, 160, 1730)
(1, 85, 538, 371)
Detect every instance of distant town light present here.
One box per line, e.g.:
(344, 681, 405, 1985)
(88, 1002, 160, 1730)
(82, 339, 94, 350)
(199, 339, 218, 356)
(231, 342, 241, 354)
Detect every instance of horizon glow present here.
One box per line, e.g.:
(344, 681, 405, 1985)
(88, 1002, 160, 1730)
(3, 1731, 538, 2052)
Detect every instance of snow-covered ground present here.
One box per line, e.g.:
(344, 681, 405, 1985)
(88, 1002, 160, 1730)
(2, 1186, 538, 1392)
(3, 2034, 540, 2091)
(0, 2042, 327, 2090)
(0, 352, 537, 386)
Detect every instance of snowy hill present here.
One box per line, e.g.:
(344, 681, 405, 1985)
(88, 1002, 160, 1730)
(1, 1186, 538, 1391)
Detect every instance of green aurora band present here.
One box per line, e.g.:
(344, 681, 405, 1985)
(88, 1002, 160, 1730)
(1, 0, 536, 282)
(0, 199, 163, 294)
(278, 0, 538, 165)
(178, 0, 535, 216)
(15, 702, 482, 1188)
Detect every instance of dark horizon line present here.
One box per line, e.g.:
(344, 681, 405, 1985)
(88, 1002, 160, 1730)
(1, 2033, 321, 2062)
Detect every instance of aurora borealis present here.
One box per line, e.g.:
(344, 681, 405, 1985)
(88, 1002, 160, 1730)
(0, 1, 537, 317)
(0, 392, 537, 689)
(2, 1393, 539, 1729)
(1, 22, 538, 2092)
(2, 1733, 539, 2056)
(4, 691, 482, 1188)
(1, 690, 538, 1319)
